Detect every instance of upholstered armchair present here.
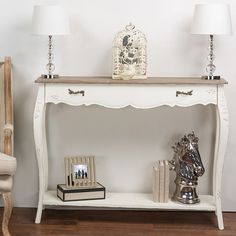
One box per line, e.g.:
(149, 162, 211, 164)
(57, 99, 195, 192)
(0, 57, 17, 236)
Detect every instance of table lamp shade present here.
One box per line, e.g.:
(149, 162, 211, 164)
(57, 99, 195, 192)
(32, 5, 70, 35)
(191, 4, 232, 35)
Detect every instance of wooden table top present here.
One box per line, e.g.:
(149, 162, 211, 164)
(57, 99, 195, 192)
(35, 76, 228, 85)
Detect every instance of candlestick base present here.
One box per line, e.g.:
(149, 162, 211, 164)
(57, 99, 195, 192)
(201, 75, 220, 80)
(41, 74, 59, 79)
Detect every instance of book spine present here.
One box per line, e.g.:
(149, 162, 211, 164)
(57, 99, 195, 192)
(153, 164, 160, 202)
(164, 160, 170, 203)
(159, 160, 165, 203)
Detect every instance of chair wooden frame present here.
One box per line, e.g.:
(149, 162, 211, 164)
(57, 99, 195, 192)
(0, 57, 13, 236)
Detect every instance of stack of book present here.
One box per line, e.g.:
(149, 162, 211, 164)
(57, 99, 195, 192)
(57, 182, 106, 202)
(153, 160, 169, 203)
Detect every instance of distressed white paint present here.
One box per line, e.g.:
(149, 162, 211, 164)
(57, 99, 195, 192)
(0, 0, 235, 215)
(45, 84, 217, 108)
(44, 192, 216, 211)
(34, 80, 228, 229)
(33, 84, 48, 223)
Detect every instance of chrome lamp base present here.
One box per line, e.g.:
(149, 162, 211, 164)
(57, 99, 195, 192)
(201, 75, 221, 80)
(41, 74, 59, 79)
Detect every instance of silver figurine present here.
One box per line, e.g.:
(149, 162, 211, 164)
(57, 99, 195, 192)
(169, 132, 205, 204)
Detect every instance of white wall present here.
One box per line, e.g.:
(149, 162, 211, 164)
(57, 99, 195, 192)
(0, 0, 235, 210)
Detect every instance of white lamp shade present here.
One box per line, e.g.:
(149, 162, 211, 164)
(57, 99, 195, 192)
(32, 5, 70, 35)
(191, 4, 232, 35)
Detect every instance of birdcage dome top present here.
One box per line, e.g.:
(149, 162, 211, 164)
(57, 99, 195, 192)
(113, 23, 147, 47)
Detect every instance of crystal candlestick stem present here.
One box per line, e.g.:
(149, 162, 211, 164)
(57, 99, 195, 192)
(203, 35, 220, 80)
(41, 35, 59, 79)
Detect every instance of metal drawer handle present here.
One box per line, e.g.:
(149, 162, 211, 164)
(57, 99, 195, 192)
(176, 90, 193, 97)
(68, 89, 85, 96)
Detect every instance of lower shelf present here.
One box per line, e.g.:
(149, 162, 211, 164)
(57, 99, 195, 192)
(43, 191, 216, 211)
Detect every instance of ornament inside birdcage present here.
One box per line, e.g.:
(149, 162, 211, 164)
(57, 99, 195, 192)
(112, 23, 147, 80)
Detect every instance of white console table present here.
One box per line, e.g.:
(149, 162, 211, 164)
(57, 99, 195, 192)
(33, 77, 228, 229)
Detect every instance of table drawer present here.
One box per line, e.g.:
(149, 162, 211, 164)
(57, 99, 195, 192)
(45, 84, 217, 107)
(173, 85, 217, 106)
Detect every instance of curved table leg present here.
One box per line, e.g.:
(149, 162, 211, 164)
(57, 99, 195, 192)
(213, 105, 219, 216)
(34, 84, 48, 224)
(214, 85, 229, 230)
(2, 192, 13, 236)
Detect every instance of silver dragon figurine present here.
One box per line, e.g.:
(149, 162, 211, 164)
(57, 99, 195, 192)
(169, 132, 205, 204)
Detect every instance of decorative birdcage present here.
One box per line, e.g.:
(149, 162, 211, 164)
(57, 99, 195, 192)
(112, 23, 147, 80)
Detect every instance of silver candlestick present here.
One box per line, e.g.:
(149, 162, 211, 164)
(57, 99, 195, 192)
(41, 35, 59, 79)
(202, 35, 220, 80)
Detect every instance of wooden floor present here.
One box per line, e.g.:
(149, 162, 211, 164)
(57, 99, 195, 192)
(0, 208, 236, 236)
